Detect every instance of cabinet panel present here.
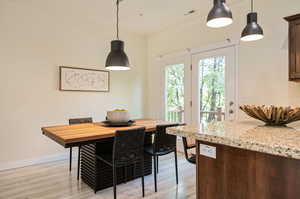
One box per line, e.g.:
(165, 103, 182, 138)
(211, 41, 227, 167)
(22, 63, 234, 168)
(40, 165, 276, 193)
(285, 14, 300, 81)
(196, 141, 300, 199)
(289, 24, 296, 77)
(295, 21, 300, 74)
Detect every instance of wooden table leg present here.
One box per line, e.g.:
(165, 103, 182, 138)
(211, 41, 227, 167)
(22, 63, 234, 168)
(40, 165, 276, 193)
(69, 147, 72, 172)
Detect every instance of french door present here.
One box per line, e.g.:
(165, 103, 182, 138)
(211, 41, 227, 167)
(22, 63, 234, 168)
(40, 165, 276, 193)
(161, 45, 237, 125)
(191, 46, 237, 125)
(162, 56, 191, 124)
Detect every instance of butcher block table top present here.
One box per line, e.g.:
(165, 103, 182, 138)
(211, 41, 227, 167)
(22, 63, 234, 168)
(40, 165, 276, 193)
(42, 119, 168, 147)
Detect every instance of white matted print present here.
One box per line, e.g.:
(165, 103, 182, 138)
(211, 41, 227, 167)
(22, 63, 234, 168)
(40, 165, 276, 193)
(59, 66, 109, 92)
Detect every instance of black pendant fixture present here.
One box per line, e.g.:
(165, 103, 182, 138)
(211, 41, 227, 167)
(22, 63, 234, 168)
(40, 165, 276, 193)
(207, 0, 233, 28)
(241, 0, 264, 41)
(105, 0, 130, 71)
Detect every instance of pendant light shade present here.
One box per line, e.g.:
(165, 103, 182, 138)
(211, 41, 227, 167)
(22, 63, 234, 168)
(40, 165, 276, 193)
(105, 40, 130, 70)
(105, 0, 130, 71)
(241, 0, 264, 41)
(207, 0, 233, 28)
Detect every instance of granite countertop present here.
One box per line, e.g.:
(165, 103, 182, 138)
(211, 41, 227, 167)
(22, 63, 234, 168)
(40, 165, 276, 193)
(167, 120, 300, 160)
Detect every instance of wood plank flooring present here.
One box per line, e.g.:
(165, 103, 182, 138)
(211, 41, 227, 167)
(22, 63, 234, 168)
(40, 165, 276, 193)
(0, 153, 196, 199)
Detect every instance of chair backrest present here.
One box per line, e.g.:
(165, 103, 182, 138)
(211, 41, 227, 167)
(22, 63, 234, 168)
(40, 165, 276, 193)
(69, 117, 93, 125)
(113, 127, 146, 166)
(184, 138, 196, 149)
(182, 137, 196, 150)
(153, 123, 179, 153)
(182, 137, 195, 155)
(180, 122, 195, 149)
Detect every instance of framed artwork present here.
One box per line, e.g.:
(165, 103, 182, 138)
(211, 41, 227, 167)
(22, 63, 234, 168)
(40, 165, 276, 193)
(59, 66, 110, 92)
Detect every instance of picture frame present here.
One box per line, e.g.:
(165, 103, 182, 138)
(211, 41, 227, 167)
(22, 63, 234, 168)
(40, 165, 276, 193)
(59, 66, 110, 92)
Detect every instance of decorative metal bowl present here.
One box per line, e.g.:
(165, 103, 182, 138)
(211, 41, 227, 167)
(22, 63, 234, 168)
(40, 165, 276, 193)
(240, 105, 300, 126)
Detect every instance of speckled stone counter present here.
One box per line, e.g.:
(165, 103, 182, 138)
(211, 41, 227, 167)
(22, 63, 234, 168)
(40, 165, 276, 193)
(167, 120, 300, 160)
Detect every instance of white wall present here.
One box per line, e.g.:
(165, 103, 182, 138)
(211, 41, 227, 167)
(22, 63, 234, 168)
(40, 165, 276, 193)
(0, 0, 148, 168)
(2, 0, 300, 169)
(146, 0, 300, 120)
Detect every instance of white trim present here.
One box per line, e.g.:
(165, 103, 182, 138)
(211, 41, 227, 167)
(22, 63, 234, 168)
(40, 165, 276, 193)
(158, 55, 191, 123)
(156, 39, 239, 123)
(234, 44, 239, 120)
(162, 62, 167, 120)
(0, 152, 70, 171)
(156, 48, 190, 61)
(190, 39, 240, 55)
(191, 45, 238, 123)
(155, 39, 240, 60)
(191, 40, 240, 122)
(184, 56, 192, 124)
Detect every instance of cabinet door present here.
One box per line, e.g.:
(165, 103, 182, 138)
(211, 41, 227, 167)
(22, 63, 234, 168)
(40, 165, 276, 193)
(289, 19, 300, 80)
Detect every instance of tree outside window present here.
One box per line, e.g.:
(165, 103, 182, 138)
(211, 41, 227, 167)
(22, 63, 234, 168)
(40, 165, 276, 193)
(166, 64, 184, 122)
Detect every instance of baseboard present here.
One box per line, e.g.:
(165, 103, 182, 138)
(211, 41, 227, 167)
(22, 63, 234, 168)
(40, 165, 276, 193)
(0, 146, 184, 172)
(0, 152, 70, 171)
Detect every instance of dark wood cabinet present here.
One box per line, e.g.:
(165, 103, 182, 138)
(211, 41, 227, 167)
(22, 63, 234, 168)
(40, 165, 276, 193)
(196, 141, 300, 199)
(285, 14, 300, 81)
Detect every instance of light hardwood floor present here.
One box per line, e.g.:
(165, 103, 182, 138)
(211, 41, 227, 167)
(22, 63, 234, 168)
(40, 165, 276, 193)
(0, 153, 196, 199)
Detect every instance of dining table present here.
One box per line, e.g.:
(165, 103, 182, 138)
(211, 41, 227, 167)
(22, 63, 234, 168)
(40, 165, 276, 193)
(41, 119, 168, 193)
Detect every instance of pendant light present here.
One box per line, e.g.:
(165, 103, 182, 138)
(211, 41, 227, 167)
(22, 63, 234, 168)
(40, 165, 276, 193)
(105, 0, 130, 71)
(241, 0, 264, 42)
(207, 0, 233, 28)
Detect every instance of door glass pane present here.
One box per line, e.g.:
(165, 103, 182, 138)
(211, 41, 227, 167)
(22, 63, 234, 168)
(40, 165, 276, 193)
(199, 56, 225, 124)
(165, 64, 184, 123)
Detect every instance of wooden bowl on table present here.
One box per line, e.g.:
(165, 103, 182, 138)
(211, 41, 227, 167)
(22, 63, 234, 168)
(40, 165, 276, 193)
(239, 105, 300, 126)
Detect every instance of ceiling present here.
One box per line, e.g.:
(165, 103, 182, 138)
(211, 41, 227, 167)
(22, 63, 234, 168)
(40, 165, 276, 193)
(116, 0, 245, 35)
(62, 0, 245, 36)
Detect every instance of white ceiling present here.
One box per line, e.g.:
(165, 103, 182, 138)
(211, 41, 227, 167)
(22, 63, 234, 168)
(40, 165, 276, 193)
(69, 0, 245, 36)
(119, 0, 203, 35)
(119, 0, 245, 35)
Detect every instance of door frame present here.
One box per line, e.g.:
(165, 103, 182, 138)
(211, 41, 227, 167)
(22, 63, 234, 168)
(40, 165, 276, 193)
(191, 45, 238, 124)
(158, 53, 191, 123)
(157, 40, 239, 124)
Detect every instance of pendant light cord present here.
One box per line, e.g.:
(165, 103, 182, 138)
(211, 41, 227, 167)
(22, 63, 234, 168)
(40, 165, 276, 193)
(251, 0, 253, 12)
(116, 0, 119, 40)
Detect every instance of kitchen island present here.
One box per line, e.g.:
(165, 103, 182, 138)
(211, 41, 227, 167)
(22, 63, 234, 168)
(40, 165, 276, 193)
(167, 120, 300, 199)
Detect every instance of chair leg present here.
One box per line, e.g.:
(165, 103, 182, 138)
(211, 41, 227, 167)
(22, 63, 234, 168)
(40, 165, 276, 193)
(133, 163, 136, 179)
(69, 147, 72, 172)
(77, 146, 81, 180)
(141, 158, 145, 197)
(113, 165, 117, 199)
(156, 156, 159, 174)
(153, 155, 157, 192)
(174, 150, 178, 185)
(124, 166, 127, 183)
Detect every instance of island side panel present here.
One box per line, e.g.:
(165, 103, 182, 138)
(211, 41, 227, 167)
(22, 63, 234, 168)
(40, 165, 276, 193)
(255, 152, 300, 198)
(196, 141, 256, 199)
(196, 141, 300, 199)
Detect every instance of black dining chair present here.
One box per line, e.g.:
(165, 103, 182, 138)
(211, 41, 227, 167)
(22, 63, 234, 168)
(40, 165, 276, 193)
(96, 127, 146, 199)
(69, 117, 93, 180)
(182, 137, 196, 164)
(144, 123, 179, 192)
